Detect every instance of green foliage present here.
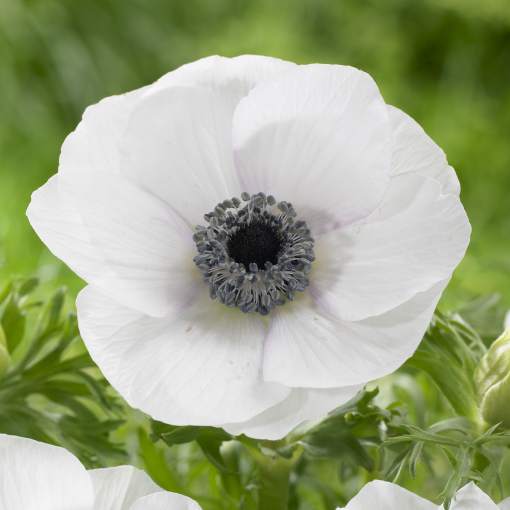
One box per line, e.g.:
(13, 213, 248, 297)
(407, 312, 486, 422)
(0, 278, 126, 467)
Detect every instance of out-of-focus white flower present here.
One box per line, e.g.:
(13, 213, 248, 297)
(336, 480, 509, 509)
(27, 55, 470, 439)
(0, 434, 200, 510)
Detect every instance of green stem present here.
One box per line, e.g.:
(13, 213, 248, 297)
(249, 445, 303, 510)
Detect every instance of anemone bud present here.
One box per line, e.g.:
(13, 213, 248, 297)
(476, 328, 510, 428)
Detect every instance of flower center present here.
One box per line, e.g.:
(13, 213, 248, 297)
(227, 221, 283, 268)
(193, 192, 315, 315)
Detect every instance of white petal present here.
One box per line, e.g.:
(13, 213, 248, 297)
(121, 56, 296, 226)
(89, 466, 161, 510)
(27, 175, 104, 281)
(504, 311, 510, 330)
(58, 87, 146, 180)
(450, 483, 499, 510)
(77, 286, 289, 426)
(0, 434, 94, 510)
(29, 171, 198, 318)
(58, 170, 198, 317)
(338, 480, 436, 510)
(311, 174, 470, 322)
(119, 85, 240, 227)
(263, 280, 447, 388)
(154, 54, 296, 102)
(223, 385, 361, 440)
(233, 64, 391, 233)
(499, 497, 510, 510)
(58, 56, 293, 180)
(388, 105, 460, 195)
(129, 492, 202, 510)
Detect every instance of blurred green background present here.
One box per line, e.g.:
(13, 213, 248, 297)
(1, 0, 510, 307)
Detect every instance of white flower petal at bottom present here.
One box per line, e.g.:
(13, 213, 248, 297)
(223, 385, 362, 440)
(0, 434, 94, 510)
(129, 492, 202, 510)
(89, 466, 162, 510)
(337, 480, 436, 510)
(77, 285, 289, 427)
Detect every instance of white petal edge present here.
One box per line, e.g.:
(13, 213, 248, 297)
(58, 170, 199, 317)
(120, 55, 296, 226)
(58, 55, 294, 181)
(499, 497, 510, 510)
(153, 54, 296, 108)
(29, 172, 200, 318)
(0, 434, 94, 510)
(129, 492, 202, 510)
(310, 173, 470, 323)
(233, 63, 392, 234)
(263, 279, 447, 388)
(338, 480, 436, 510)
(449, 483, 499, 510)
(388, 105, 460, 195)
(119, 84, 241, 227)
(89, 465, 162, 510)
(223, 385, 362, 440)
(76, 285, 289, 427)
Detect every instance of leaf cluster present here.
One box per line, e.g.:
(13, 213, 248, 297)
(0, 278, 126, 467)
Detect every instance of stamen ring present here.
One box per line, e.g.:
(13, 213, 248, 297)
(193, 192, 315, 315)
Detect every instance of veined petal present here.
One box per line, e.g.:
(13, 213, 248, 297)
(129, 492, 202, 510)
(89, 466, 161, 510)
(223, 385, 361, 440)
(450, 483, 499, 510)
(120, 85, 240, 227)
(76, 286, 289, 426)
(388, 105, 460, 195)
(58, 170, 198, 317)
(121, 56, 296, 226)
(311, 174, 470, 322)
(263, 281, 447, 388)
(338, 480, 436, 510)
(0, 434, 94, 510)
(29, 171, 199, 318)
(233, 64, 391, 233)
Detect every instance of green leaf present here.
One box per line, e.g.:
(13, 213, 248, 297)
(138, 428, 183, 492)
(1, 297, 26, 353)
(152, 421, 234, 473)
(18, 277, 39, 297)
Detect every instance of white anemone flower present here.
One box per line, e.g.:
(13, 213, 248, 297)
(27, 55, 470, 439)
(337, 480, 510, 509)
(0, 434, 200, 510)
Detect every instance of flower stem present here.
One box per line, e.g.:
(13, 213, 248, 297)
(248, 445, 303, 510)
